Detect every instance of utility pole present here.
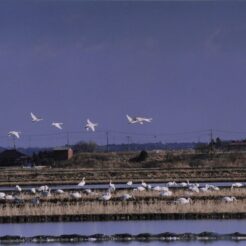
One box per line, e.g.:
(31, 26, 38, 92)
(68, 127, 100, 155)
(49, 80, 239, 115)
(126, 136, 130, 151)
(66, 131, 70, 147)
(210, 129, 213, 143)
(210, 129, 214, 152)
(13, 137, 16, 150)
(106, 131, 109, 152)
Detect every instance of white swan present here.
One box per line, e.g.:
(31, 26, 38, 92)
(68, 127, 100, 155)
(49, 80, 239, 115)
(153, 186, 161, 191)
(85, 119, 98, 132)
(100, 191, 111, 201)
(127, 181, 133, 186)
(167, 181, 177, 187)
(222, 196, 237, 203)
(160, 190, 173, 197)
(121, 193, 133, 201)
(141, 180, 147, 188)
(126, 115, 152, 124)
(109, 180, 116, 192)
(8, 131, 21, 139)
(231, 182, 243, 189)
(30, 188, 36, 194)
(51, 122, 63, 130)
(175, 197, 192, 205)
(71, 192, 81, 199)
(30, 112, 43, 122)
(37, 185, 49, 192)
(134, 186, 145, 192)
(189, 186, 199, 193)
(16, 185, 22, 192)
(0, 192, 6, 199)
(78, 177, 86, 187)
(41, 189, 51, 197)
(55, 189, 64, 194)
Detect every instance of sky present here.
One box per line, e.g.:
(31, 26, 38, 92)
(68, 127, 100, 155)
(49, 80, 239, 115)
(1, 0, 246, 147)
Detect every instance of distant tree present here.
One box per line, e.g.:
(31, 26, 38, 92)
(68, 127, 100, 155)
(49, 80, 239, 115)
(73, 141, 97, 153)
(129, 150, 148, 162)
(195, 143, 209, 154)
(215, 137, 222, 148)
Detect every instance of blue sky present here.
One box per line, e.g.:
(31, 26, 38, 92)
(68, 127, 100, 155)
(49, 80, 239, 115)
(1, 0, 246, 147)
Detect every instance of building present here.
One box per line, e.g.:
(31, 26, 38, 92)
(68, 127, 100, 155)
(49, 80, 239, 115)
(0, 149, 30, 167)
(52, 147, 73, 161)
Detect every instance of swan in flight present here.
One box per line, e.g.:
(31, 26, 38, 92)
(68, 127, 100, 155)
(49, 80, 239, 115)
(52, 122, 63, 130)
(30, 112, 43, 122)
(85, 119, 98, 132)
(78, 177, 86, 187)
(8, 131, 21, 139)
(126, 115, 152, 124)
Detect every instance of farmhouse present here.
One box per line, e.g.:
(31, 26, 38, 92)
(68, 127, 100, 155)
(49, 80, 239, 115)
(0, 149, 30, 167)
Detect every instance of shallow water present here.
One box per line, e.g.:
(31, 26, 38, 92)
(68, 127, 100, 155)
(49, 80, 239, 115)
(1, 219, 245, 237)
(7, 241, 246, 246)
(0, 181, 243, 192)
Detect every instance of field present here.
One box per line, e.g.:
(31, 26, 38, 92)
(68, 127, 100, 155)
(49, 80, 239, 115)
(0, 150, 245, 222)
(1, 150, 246, 186)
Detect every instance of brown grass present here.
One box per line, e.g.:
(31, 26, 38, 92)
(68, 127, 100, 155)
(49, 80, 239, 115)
(0, 187, 245, 217)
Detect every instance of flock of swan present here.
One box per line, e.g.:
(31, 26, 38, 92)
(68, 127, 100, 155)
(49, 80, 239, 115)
(7, 113, 153, 139)
(0, 179, 243, 205)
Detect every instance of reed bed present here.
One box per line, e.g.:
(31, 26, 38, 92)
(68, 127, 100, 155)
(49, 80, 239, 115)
(1, 199, 245, 217)
(0, 186, 245, 217)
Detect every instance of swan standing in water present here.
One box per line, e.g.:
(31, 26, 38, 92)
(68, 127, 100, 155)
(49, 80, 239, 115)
(16, 185, 22, 192)
(109, 180, 116, 192)
(78, 177, 86, 187)
(231, 183, 243, 189)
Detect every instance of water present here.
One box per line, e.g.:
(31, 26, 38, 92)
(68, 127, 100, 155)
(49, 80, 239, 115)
(0, 220, 245, 237)
(0, 181, 243, 192)
(14, 242, 246, 246)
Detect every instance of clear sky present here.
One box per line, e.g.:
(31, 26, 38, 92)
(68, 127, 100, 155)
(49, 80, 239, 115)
(1, 0, 246, 147)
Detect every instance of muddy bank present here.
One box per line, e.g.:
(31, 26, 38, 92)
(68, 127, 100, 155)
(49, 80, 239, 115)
(0, 213, 246, 223)
(1, 232, 246, 244)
